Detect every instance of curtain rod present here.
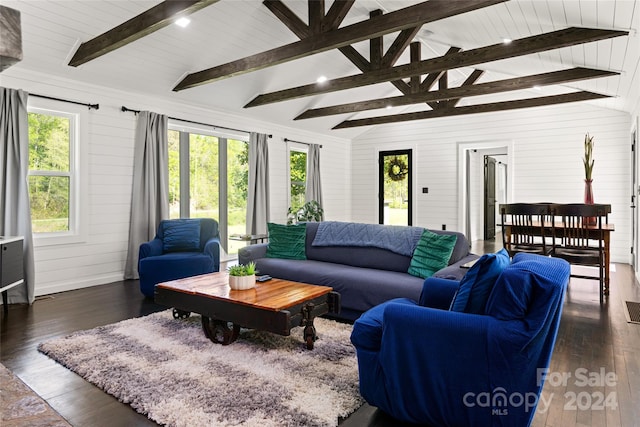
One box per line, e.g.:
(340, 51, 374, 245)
(284, 138, 322, 148)
(31, 93, 99, 110)
(121, 106, 272, 138)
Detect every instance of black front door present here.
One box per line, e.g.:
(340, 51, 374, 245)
(379, 150, 412, 226)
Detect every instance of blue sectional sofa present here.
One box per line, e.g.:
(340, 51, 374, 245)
(238, 221, 478, 321)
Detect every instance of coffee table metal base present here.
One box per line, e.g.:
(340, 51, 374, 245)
(156, 287, 340, 350)
(201, 318, 241, 345)
(199, 300, 322, 349)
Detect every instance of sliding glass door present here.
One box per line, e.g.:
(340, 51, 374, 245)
(168, 127, 248, 257)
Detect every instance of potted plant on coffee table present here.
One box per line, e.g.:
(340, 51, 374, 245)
(227, 262, 257, 290)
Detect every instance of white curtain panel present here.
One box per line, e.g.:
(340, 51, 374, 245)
(124, 111, 169, 280)
(0, 87, 35, 304)
(246, 132, 270, 235)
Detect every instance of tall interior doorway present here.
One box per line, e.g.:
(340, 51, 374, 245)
(458, 141, 512, 244)
(379, 149, 413, 226)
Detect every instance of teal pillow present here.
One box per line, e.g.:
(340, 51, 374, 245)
(408, 229, 458, 279)
(450, 248, 510, 314)
(266, 223, 307, 260)
(162, 219, 201, 252)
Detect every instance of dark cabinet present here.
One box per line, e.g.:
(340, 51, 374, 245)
(1, 236, 24, 315)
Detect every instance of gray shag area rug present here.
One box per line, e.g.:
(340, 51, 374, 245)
(38, 310, 363, 427)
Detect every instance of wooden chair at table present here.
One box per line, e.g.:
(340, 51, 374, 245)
(500, 203, 553, 257)
(550, 203, 610, 304)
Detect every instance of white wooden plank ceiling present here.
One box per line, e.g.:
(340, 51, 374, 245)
(1, 0, 638, 138)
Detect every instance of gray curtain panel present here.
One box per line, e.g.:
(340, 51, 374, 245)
(124, 111, 169, 280)
(0, 87, 35, 304)
(465, 149, 471, 245)
(305, 143, 324, 220)
(246, 132, 270, 235)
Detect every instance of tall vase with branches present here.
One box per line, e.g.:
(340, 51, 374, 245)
(583, 133, 595, 206)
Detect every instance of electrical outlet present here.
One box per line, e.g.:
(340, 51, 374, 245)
(422, 187, 428, 194)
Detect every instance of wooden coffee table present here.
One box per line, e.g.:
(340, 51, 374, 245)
(154, 272, 341, 350)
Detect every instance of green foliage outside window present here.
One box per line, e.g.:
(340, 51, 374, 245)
(28, 112, 71, 233)
(189, 133, 220, 217)
(290, 150, 307, 213)
(168, 130, 181, 211)
(228, 139, 249, 227)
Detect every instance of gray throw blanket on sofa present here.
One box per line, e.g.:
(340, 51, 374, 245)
(311, 221, 424, 257)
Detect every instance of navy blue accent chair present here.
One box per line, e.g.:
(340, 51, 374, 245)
(138, 218, 221, 297)
(351, 253, 570, 426)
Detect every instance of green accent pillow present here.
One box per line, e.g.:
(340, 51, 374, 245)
(266, 223, 307, 260)
(408, 229, 458, 279)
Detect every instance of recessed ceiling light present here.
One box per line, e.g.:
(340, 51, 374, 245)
(175, 17, 191, 28)
(502, 38, 512, 44)
(386, 105, 393, 110)
(316, 75, 328, 84)
(533, 85, 542, 91)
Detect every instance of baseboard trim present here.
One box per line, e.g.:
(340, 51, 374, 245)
(35, 274, 125, 297)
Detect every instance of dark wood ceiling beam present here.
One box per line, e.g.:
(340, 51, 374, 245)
(265, 0, 367, 74)
(383, 27, 422, 68)
(338, 45, 371, 71)
(295, 68, 617, 120)
(264, 1, 369, 72)
(244, 27, 627, 107)
(429, 70, 450, 109)
(263, 0, 309, 38)
(322, 0, 355, 31)
(174, 0, 506, 91)
(428, 71, 449, 109)
(447, 69, 485, 108)
(420, 47, 461, 91)
(309, 0, 324, 34)
(68, 0, 218, 67)
(370, 10, 384, 68)
(410, 42, 421, 94)
(264, 1, 412, 95)
(333, 91, 611, 129)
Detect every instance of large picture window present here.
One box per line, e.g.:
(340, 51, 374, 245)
(168, 124, 248, 257)
(27, 108, 77, 236)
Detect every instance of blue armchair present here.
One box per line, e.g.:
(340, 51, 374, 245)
(138, 218, 221, 297)
(351, 253, 570, 426)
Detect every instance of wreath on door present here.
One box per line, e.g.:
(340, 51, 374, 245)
(388, 157, 409, 181)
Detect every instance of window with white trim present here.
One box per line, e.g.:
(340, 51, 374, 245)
(28, 100, 86, 246)
(27, 107, 79, 241)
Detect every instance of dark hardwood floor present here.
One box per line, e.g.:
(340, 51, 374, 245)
(2, 240, 639, 426)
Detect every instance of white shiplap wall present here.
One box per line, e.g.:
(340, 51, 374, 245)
(351, 102, 632, 264)
(1, 69, 351, 296)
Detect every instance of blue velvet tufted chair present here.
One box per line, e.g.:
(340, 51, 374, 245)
(138, 218, 220, 297)
(350, 253, 570, 427)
